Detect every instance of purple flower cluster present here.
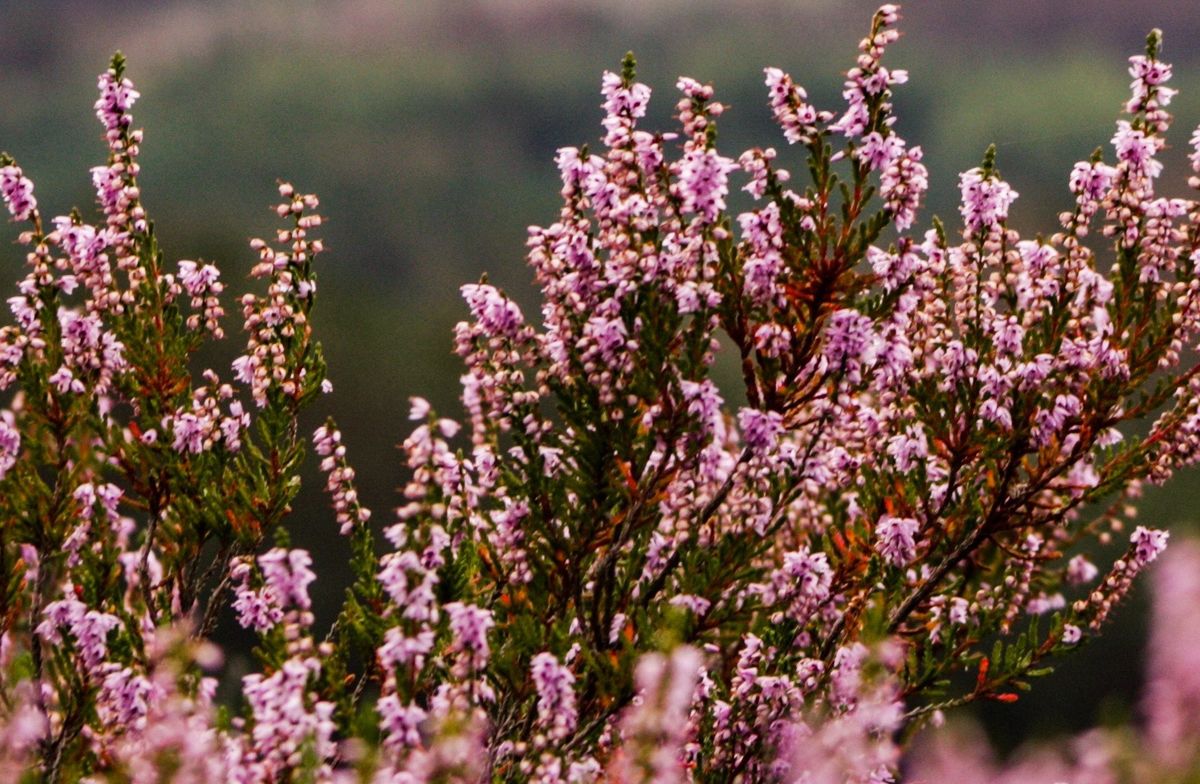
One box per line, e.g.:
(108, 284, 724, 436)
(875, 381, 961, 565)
(764, 67, 822, 145)
(314, 422, 372, 535)
(0, 163, 36, 222)
(233, 182, 325, 407)
(958, 166, 1019, 232)
(874, 515, 919, 567)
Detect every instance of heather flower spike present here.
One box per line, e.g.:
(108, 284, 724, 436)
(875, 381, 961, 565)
(1, 6, 1199, 782)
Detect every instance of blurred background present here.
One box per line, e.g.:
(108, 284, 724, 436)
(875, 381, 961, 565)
(2, 0, 1198, 756)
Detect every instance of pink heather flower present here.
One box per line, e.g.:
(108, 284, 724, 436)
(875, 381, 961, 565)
(98, 666, 159, 730)
(856, 131, 905, 171)
(680, 378, 725, 437)
(176, 260, 225, 335)
(258, 548, 317, 611)
(1112, 120, 1162, 180)
(1066, 554, 1099, 586)
(177, 260, 220, 298)
(94, 70, 140, 132)
(445, 602, 494, 671)
(1069, 160, 1117, 201)
(74, 482, 122, 521)
(676, 75, 714, 101)
(1129, 54, 1172, 87)
(378, 626, 435, 671)
(1061, 624, 1083, 645)
(867, 247, 912, 293)
(73, 610, 122, 670)
(38, 599, 121, 671)
(238, 657, 336, 779)
(764, 67, 819, 144)
(599, 69, 652, 148)
(785, 655, 904, 781)
(823, 309, 879, 381)
(1032, 393, 1082, 447)
(829, 642, 870, 710)
(948, 597, 970, 626)
(1189, 125, 1200, 175)
(36, 597, 85, 645)
(886, 425, 928, 473)
(880, 145, 928, 231)
(632, 130, 666, 176)
(60, 310, 101, 353)
(753, 322, 791, 358)
(829, 10, 905, 141)
(738, 407, 784, 454)
(490, 498, 532, 585)
(0, 414, 19, 480)
(676, 147, 737, 222)
(875, 515, 919, 567)
(531, 652, 578, 741)
(377, 551, 433, 614)
(167, 410, 212, 454)
(755, 547, 833, 624)
(313, 423, 371, 535)
(740, 203, 785, 306)
(555, 146, 605, 197)
(461, 283, 524, 338)
(958, 167, 1018, 232)
(1026, 592, 1066, 615)
(616, 647, 703, 784)
(0, 164, 37, 222)
(582, 313, 629, 364)
(1130, 526, 1169, 567)
(739, 147, 788, 200)
(601, 70, 651, 120)
(90, 164, 125, 216)
(219, 401, 249, 451)
(989, 316, 1024, 356)
(669, 594, 712, 616)
(408, 396, 432, 420)
(377, 694, 427, 751)
(782, 548, 833, 601)
(230, 557, 283, 632)
(54, 218, 106, 259)
(56, 309, 127, 395)
(232, 584, 283, 633)
(1126, 54, 1176, 114)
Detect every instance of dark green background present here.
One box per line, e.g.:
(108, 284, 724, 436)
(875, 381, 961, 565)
(1, 0, 1196, 755)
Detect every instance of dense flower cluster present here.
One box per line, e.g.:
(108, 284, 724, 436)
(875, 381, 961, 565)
(1, 9, 1199, 784)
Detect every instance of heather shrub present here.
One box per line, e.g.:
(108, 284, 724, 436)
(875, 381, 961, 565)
(0, 5, 1198, 782)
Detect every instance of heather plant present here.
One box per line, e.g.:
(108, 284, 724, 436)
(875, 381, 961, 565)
(1, 5, 1199, 783)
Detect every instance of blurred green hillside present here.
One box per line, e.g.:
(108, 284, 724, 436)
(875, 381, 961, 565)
(2, 0, 1199, 753)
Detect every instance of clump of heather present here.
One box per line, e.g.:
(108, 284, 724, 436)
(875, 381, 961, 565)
(1, 8, 1199, 783)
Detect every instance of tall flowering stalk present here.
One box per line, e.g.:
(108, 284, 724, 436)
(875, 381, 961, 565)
(0, 51, 332, 782)
(1, 7, 1200, 783)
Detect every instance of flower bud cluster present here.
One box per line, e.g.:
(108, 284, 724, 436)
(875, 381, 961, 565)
(313, 421, 372, 535)
(234, 182, 324, 407)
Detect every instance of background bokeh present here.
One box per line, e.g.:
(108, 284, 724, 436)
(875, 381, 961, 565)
(2, 0, 1198, 756)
